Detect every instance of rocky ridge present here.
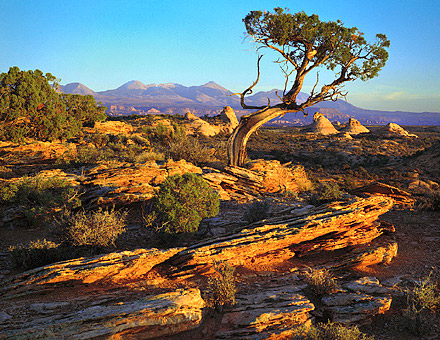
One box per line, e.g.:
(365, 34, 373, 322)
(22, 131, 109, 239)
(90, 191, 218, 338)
(1, 194, 398, 339)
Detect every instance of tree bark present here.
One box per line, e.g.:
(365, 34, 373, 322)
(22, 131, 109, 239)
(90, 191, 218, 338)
(227, 107, 298, 166)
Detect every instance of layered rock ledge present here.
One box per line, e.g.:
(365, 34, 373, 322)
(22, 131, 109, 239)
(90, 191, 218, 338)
(0, 195, 396, 339)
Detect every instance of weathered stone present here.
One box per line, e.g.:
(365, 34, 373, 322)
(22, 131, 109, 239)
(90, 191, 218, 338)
(381, 123, 418, 138)
(0, 288, 204, 340)
(343, 277, 392, 295)
(184, 112, 222, 137)
(170, 196, 395, 276)
(216, 286, 314, 339)
(0, 140, 76, 165)
(81, 159, 203, 208)
(342, 118, 370, 135)
(219, 106, 239, 133)
(321, 292, 391, 324)
(94, 120, 134, 135)
(308, 112, 338, 135)
(351, 182, 414, 207)
(2, 248, 183, 296)
(203, 160, 311, 201)
(246, 160, 312, 193)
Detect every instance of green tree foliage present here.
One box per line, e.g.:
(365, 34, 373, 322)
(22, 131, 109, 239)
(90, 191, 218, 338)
(60, 93, 107, 127)
(153, 173, 220, 234)
(228, 8, 390, 166)
(0, 66, 106, 142)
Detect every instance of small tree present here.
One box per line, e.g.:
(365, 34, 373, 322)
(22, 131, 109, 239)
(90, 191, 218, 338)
(228, 8, 389, 166)
(0, 66, 106, 142)
(61, 93, 107, 127)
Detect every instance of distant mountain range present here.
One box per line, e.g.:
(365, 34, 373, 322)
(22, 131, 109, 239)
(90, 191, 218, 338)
(60, 81, 440, 126)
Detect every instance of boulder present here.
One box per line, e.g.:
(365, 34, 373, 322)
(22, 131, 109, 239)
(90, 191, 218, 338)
(217, 286, 314, 339)
(342, 118, 370, 135)
(219, 106, 239, 133)
(339, 132, 353, 140)
(184, 112, 221, 137)
(381, 123, 418, 138)
(94, 120, 134, 135)
(309, 112, 338, 135)
(321, 277, 392, 325)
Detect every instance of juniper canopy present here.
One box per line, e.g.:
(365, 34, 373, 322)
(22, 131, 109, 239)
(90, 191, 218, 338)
(228, 8, 389, 166)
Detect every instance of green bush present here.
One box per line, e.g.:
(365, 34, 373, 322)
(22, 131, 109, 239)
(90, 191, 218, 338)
(291, 322, 374, 340)
(208, 261, 237, 312)
(9, 239, 66, 270)
(403, 272, 440, 335)
(311, 181, 344, 205)
(0, 175, 80, 228)
(304, 267, 339, 296)
(153, 173, 219, 234)
(144, 122, 186, 146)
(168, 136, 213, 166)
(61, 209, 127, 247)
(243, 199, 270, 224)
(91, 133, 110, 148)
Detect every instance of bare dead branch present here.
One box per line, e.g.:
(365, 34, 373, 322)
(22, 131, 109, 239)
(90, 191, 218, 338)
(310, 72, 320, 97)
(230, 55, 271, 110)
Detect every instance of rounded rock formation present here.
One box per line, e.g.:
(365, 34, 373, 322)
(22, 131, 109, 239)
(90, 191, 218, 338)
(310, 112, 338, 135)
(382, 123, 418, 138)
(342, 118, 370, 135)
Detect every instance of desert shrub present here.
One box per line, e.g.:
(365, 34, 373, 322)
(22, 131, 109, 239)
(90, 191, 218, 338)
(130, 134, 150, 146)
(243, 199, 271, 224)
(58, 145, 115, 167)
(61, 209, 127, 247)
(134, 151, 165, 163)
(110, 133, 128, 144)
(403, 272, 440, 335)
(304, 267, 338, 296)
(207, 261, 237, 312)
(153, 173, 219, 234)
(144, 122, 186, 146)
(113, 144, 145, 163)
(9, 239, 66, 270)
(291, 322, 374, 340)
(168, 136, 213, 166)
(0, 175, 80, 228)
(311, 181, 344, 205)
(415, 191, 440, 211)
(91, 133, 110, 148)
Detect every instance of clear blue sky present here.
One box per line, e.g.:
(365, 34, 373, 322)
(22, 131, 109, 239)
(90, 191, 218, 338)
(1, 0, 439, 112)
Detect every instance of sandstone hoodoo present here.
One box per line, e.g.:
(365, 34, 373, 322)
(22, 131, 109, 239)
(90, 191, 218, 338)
(309, 112, 339, 135)
(219, 106, 239, 132)
(342, 118, 370, 135)
(381, 122, 418, 138)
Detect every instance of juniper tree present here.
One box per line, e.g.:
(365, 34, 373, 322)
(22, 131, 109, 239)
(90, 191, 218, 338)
(228, 8, 390, 166)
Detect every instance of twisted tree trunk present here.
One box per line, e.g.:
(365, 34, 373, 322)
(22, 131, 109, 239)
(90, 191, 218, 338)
(227, 107, 298, 166)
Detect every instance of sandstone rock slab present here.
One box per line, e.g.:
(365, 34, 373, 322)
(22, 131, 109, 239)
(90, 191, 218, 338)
(0, 288, 204, 340)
